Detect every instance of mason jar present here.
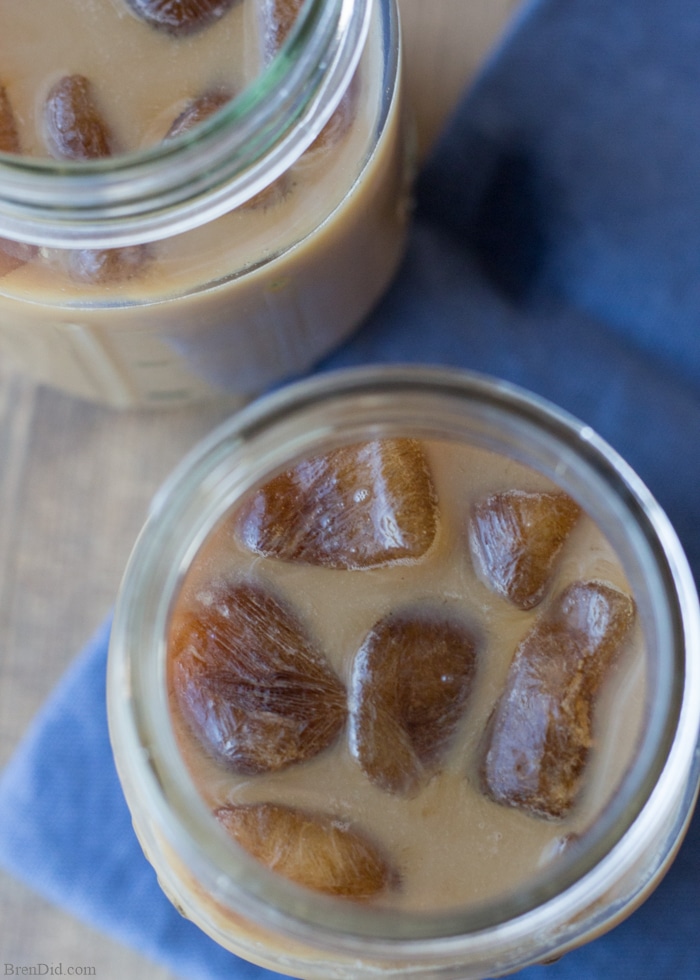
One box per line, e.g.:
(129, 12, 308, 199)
(0, 0, 408, 407)
(107, 365, 700, 978)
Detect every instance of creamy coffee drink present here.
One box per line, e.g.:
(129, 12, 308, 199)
(166, 436, 645, 912)
(0, 0, 408, 405)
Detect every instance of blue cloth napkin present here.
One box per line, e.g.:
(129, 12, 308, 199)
(2, 0, 700, 976)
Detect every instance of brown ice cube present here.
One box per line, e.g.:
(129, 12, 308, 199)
(165, 89, 287, 209)
(480, 580, 636, 819)
(44, 74, 114, 160)
(125, 0, 238, 35)
(349, 609, 478, 795)
(258, 0, 358, 158)
(215, 801, 396, 898)
(169, 580, 346, 773)
(258, 0, 303, 63)
(43, 75, 149, 283)
(470, 490, 581, 609)
(0, 84, 20, 154)
(0, 237, 35, 278)
(66, 245, 151, 285)
(301, 76, 359, 161)
(164, 89, 233, 139)
(237, 439, 439, 570)
(0, 85, 36, 277)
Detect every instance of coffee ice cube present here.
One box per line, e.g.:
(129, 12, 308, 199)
(125, 0, 238, 35)
(66, 245, 151, 285)
(44, 74, 114, 160)
(165, 90, 288, 209)
(480, 580, 636, 819)
(0, 85, 36, 276)
(258, 0, 303, 62)
(349, 609, 477, 795)
(258, 0, 357, 156)
(43, 75, 149, 283)
(0, 85, 20, 154)
(471, 490, 581, 609)
(301, 79, 358, 160)
(237, 438, 439, 569)
(164, 89, 233, 139)
(215, 801, 395, 898)
(169, 580, 346, 774)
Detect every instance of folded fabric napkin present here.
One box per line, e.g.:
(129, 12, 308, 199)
(2, 0, 700, 976)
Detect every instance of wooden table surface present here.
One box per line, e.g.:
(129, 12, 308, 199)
(0, 1, 521, 976)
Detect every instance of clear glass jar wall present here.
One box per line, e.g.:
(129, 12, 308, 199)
(108, 366, 700, 979)
(0, 0, 408, 407)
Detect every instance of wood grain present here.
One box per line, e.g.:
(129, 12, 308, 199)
(398, 0, 521, 158)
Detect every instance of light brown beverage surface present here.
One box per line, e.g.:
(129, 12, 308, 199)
(167, 439, 646, 912)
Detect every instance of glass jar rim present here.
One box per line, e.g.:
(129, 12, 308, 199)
(108, 365, 700, 953)
(0, 0, 372, 247)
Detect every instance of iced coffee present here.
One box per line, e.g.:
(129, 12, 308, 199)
(108, 368, 700, 979)
(166, 436, 645, 911)
(0, 0, 407, 405)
